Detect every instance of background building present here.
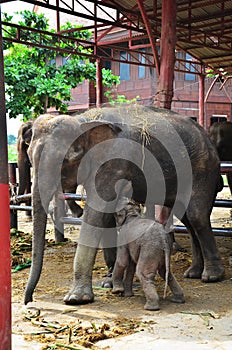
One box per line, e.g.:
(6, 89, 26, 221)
(34, 3, 232, 130)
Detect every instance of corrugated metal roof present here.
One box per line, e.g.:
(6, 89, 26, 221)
(1, 0, 231, 74)
(99, 0, 232, 75)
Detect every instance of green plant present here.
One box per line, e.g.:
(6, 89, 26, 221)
(105, 89, 139, 105)
(8, 144, 17, 162)
(3, 11, 120, 120)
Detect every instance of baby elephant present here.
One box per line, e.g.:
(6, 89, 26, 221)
(112, 200, 185, 311)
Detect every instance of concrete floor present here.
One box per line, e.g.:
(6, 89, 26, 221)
(12, 301, 232, 350)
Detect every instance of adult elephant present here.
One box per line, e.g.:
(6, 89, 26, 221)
(24, 105, 224, 305)
(209, 121, 232, 194)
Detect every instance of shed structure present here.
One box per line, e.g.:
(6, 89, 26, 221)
(1, 1, 232, 349)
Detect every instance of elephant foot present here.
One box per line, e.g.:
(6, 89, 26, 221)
(55, 231, 65, 243)
(183, 264, 203, 279)
(64, 285, 94, 305)
(184, 262, 225, 282)
(112, 282, 124, 294)
(144, 300, 160, 311)
(124, 290, 134, 297)
(167, 294, 185, 304)
(101, 277, 113, 288)
(201, 264, 225, 282)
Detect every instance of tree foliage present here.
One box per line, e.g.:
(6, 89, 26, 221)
(3, 11, 120, 120)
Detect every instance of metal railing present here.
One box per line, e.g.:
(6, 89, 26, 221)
(9, 162, 232, 237)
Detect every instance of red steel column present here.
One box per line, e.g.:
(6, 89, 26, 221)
(154, 0, 176, 109)
(153, 0, 176, 224)
(199, 73, 205, 128)
(96, 58, 103, 107)
(0, 7, 11, 350)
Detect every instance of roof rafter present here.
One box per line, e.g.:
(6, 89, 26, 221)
(1, 0, 232, 74)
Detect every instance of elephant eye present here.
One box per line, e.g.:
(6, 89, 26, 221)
(64, 144, 84, 163)
(75, 145, 85, 159)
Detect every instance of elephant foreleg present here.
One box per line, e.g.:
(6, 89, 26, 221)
(64, 243, 97, 304)
(64, 206, 117, 304)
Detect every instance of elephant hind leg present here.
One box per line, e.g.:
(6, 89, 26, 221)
(181, 214, 204, 279)
(136, 259, 160, 311)
(159, 266, 185, 303)
(123, 259, 136, 297)
(181, 203, 224, 282)
(112, 246, 129, 294)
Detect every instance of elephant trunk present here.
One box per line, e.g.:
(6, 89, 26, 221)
(24, 195, 47, 304)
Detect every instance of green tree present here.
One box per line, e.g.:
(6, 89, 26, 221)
(3, 11, 120, 120)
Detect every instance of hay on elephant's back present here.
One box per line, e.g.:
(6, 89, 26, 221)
(82, 107, 105, 120)
(82, 104, 179, 145)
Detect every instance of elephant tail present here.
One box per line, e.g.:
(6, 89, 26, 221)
(163, 233, 171, 299)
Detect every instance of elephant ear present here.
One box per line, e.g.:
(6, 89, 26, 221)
(80, 120, 122, 147)
(22, 120, 33, 145)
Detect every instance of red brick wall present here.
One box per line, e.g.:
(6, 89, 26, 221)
(66, 55, 232, 130)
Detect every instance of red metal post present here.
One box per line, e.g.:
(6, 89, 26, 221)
(0, 7, 12, 350)
(153, 0, 176, 224)
(96, 58, 103, 107)
(154, 0, 176, 109)
(199, 73, 205, 127)
(136, 0, 160, 75)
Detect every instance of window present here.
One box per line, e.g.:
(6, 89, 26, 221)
(138, 49, 146, 79)
(104, 61, 111, 70)
(185, 53, 196, 81)
(210, 115, 227, 125)
(120, 51, 130, 80)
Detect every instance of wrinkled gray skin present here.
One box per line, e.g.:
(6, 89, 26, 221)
(17, 120, 34, 217)
(209, 121, 232, 194)
(17, 118, 83, 242)
(24, 106, 224, 305)
(112, 201, 185, 310)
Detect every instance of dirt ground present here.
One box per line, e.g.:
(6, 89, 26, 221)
(11, 188, 232, 350)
